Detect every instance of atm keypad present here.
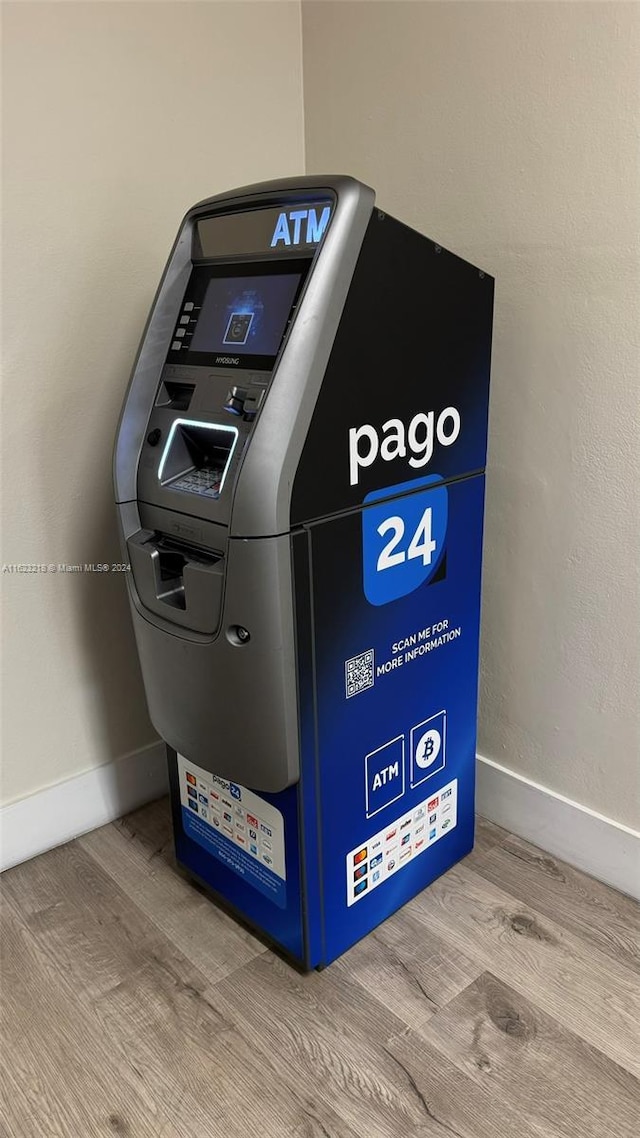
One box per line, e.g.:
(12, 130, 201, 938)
(170, 466, 224, 498)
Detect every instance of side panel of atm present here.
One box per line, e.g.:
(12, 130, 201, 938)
(291, 206, 494, 965)
(305, 473, 485, 965)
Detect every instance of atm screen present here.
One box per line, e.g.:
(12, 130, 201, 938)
(171, 261, 309, 369)
(190, 273, 301, 356)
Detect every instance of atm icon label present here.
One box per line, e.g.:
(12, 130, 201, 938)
(373, 765, 398, 789)
(365, 735, 405, 818)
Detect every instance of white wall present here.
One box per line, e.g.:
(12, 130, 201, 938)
(1, 1, 304, 807)
(3, 0, 638, 876)
(302, 1, 640, 831)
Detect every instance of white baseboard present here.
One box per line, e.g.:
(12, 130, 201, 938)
(2, 745, 637, 899)
(0, 741, 168, 873)
(476, 754, 640, 901)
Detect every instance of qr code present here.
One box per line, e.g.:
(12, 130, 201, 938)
(345, 649, 375, 699)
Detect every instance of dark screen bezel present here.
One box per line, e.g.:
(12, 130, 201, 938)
(167, 258, 312, 372)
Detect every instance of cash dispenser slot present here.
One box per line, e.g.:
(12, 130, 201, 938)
(127, 530, 224, 634)
(158, 419, 238, 499)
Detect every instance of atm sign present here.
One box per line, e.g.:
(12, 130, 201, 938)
(271, 206, 331, 248)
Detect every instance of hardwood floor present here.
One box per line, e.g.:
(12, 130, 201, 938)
(1, 799, 638, 1138)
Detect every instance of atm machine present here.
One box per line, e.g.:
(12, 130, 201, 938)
(114, 176, 493, 968)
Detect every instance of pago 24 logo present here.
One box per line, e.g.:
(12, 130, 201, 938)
(362, 474, 447, 606)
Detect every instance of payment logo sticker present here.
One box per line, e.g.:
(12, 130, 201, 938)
(346, 779, 458, 905)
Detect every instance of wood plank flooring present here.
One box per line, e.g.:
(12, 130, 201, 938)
(1, 798, 638, 1138)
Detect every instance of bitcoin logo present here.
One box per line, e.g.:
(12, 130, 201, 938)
(415, 728, 441, 769)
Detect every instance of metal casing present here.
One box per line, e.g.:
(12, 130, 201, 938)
(114, 177, 375, 789)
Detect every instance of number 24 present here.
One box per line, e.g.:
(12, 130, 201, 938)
(377, 507, 437, 572)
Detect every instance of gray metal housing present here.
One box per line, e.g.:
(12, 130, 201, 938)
(114, 176, 375, 790)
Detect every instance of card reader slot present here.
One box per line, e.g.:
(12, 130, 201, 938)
(156, 381, 195, 411)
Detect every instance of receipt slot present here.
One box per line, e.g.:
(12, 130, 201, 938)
(114, 176, 494, 967)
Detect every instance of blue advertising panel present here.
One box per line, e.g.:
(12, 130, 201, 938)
(304, 472, 485, 965)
